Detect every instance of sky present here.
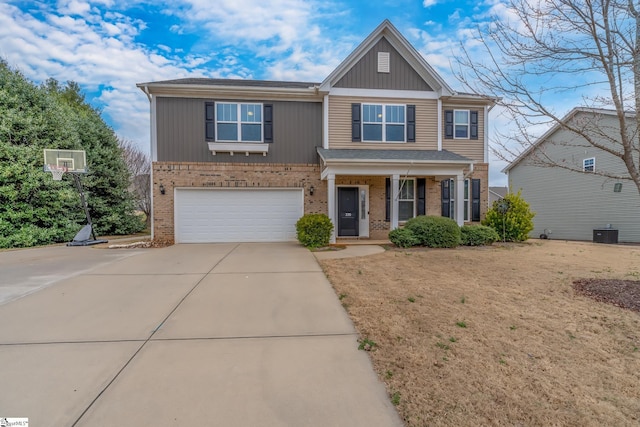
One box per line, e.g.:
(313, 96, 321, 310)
(0, 0, 572, 186)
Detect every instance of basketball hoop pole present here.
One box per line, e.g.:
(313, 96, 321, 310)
(71, 173, 98, 241)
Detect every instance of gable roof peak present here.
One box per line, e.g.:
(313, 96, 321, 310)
(320, 19, 454, 96)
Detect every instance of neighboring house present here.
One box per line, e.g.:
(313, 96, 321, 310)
(138, 20, 495, 243)
(504, 108, 640, 243)
(489, 186, 507, 205)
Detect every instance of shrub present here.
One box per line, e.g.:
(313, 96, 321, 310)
(389, 228, 419, 248)
(482, 190, 535, 242)
(296, 213, 333, 248)
(404, 215, 461, 248)
(460, 225, 500, 246)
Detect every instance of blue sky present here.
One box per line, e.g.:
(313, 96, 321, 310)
(1, 0, 534, 185)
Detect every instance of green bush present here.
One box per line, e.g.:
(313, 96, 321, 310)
(460, 225, 500, 246)
(296, 213, 333, 248)
(404, 215, 461, 248)
(482, 190, 535, 242)
(389, 228, 419, 248)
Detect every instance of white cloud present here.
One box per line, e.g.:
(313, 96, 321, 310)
(422, 0, 438, 7)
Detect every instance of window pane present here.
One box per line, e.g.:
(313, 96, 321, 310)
(455, 125, 468, 138)
(400, 180, 414, 199)
(464, 200, 469, 221)
(399, 201, 414, 221)
(241, 124, 261, 141)
(363, 124, 382, 141)
(363, 104, 382, 122)
(464, 180, 469, 199)
(217, 123, 237, 141)
(385, 105, 404, 123)
(217, 103, 237, 121)
(386, 124, 405, 141)
(454, 110, 468, 124)
(241, 104, 261, 122)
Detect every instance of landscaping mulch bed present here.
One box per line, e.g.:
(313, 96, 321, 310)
(573, 278, 640, 313)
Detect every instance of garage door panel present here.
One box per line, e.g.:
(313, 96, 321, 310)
(175, 189, 303, 243)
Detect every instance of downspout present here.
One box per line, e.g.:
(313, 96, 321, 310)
(464, 162, 474, 179)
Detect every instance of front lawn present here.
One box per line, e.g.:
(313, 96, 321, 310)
(320, 240, 640, 427)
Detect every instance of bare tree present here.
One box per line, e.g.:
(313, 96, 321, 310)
(118, 138, 151, 224)
(455, 0, 640, 194)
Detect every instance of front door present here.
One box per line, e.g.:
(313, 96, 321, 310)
(338, 187, 359, 236)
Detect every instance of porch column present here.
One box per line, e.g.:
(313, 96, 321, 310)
(391, 174, 400, 230)
(456, 173, 465, 226)
(327, 174, 336, 243)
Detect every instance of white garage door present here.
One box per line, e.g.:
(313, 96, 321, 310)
(175, 188, 303, 243)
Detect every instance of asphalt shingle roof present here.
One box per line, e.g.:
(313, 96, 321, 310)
(317, 148, 472, 162)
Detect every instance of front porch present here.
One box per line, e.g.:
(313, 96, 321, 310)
(317, 148, 480, 243)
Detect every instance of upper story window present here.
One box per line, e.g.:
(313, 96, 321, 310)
(444, 109, 479, 140)
(583, 157, 595, 172)
(362, 104, 406, 142)
(454, 110, 470, 139)
(216, 102, 262, 142)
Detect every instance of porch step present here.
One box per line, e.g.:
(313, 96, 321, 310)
(335, 238, 391, 246)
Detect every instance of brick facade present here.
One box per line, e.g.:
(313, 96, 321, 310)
(152, 162, 326, 242)
(153, 162, 489, 243)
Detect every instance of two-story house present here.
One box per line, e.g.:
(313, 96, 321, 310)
(504, 107, 640, 243)
(138, 20, 494, 243)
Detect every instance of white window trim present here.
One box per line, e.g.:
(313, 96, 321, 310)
(453, 109, 470, 140)
(463, 179, 470, 222)
(583, 157, 595, 172)
(398, 178, 416, 222)
(362, 103, 406, 143)
(215, 102, 264, 143)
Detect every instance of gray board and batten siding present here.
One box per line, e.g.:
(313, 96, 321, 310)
(508, 121, 640, 243)
(155, 97, 322, 164)
(335, 37, 433, 91)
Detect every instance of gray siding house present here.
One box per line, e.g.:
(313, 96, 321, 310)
(504, 108, 640, 243)
(138, 20, 495, 243)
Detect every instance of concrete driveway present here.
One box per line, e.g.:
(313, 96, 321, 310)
(0, 243, 402, 427)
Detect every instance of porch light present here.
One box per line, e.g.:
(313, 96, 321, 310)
(159, 183, 166, 195)
(309, 185, 315, 196)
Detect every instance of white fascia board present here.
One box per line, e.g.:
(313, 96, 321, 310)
(139, 84, 324, 101)
(329, 87, 439, 99)
(484, 105, 489, 163)
(320, 163, 470, 180)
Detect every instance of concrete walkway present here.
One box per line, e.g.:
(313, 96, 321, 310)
(313, 244, 386, 260)
(0, 243, 402, 427)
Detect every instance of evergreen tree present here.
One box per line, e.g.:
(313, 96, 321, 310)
(0, 61, 143, 247)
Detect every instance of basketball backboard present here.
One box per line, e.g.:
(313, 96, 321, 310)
(43, 149, 87, 173)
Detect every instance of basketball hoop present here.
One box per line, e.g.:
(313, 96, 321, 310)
(48, 165, 67, 181)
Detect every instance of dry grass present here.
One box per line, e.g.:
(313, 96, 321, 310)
(320, 240, 640, 427)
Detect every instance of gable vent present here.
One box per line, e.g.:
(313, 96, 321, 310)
(377, 52, 390, 73)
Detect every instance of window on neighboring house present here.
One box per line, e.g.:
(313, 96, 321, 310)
(215, 102, 263, 142)
(362, 104, 405, 142)
(583, 157, 595, 172)
(399, 179, 415, 221)
(454, 110, 470, 139)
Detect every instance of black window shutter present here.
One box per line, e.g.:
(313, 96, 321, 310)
(407, 105, 416, 142)
(470, 110, 479, 140)
(444, 110, 453, 139)
(417, 178, 426, 215)
(205, 102, 215, 141)
(352, 103, 361, 142)
(385, 178, 390, 221)
(441, 180, 450, 217)
(471, 178, 481, 221)
(264, 104, 273, 143)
